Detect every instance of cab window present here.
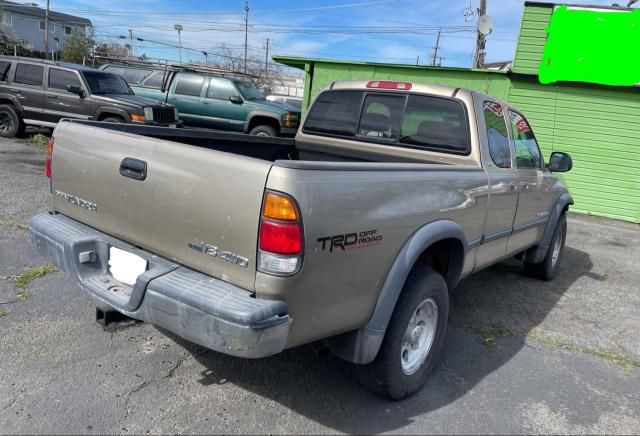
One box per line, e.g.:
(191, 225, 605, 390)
(509, 111, 542, 169)
(206, 78, 239, 100)
(483, 101, 511, 168)
(357, 94, 404, 140)
(48, 68, 81, 90)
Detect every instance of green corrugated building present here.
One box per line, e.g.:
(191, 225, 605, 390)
(274, 1, 640, 224)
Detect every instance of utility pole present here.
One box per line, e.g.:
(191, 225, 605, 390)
(474, 0, 487, 69)
(416, 55, 419, 65)
(263, 38, 270, 77)
(174, 24, 183, 63)
(44, 0, 50, 59)
(244, 1, 249, 74)
(430, 28, 442, 67)
(128, 29, 133, 57)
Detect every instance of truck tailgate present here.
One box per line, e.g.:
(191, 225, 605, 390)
(50, 121, 271, 291)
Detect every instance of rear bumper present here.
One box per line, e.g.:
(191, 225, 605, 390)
(29, 212, 290, 358)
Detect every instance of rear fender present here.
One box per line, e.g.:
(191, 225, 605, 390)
(325, 220, 467, 364)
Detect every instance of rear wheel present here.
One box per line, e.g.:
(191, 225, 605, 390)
(249, 125, 277, 137)
(354, 268, 449, 400)
(524, 213, 567, 281)
(0, 104, 24, 138)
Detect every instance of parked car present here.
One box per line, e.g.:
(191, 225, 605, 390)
(266, 94, 302, 110)
(30, 80, 573, 400)
(0, 56, 180, 137)
(101, 64, 301, 137)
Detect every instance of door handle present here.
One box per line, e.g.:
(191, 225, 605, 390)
(119, 157, 147, 181)
(521, 183, 531, 191)
(9, 89, 20, 93)
(48, 95, 58, 99)
(509, 182, 519, 191)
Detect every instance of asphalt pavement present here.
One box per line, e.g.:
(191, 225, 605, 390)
(0, 135, 638, 434)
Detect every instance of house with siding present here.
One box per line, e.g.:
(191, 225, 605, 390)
(0, 1, 91, 53)
(274, 2, 640, 224)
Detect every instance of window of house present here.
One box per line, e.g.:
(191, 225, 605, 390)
(1, 14, 11, 26)
(64, 26, 72, 35)
(174, 74, 204, 96)
(483, 101, 511, 168)
(14, 63, 44, 86)
(509, 111, 542, 169)
(39, 20, 45, 31)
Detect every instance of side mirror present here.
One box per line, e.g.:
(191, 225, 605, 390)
(548, 151, 573, 172)
(229, 95, 243, 104)
(67, 85, 85, 98)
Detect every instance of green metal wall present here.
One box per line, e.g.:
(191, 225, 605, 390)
(512, 3, 553, 75)
(275, 50, 640, 223)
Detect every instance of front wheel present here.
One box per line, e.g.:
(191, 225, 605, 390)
(524, 213, 567, 281)
(354, 268, 449, 400)
(249, 125, 277, 137)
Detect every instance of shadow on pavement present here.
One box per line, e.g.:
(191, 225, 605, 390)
(168, 245, 595, 434)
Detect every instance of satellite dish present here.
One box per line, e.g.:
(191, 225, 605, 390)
(478, 15, 493, 35)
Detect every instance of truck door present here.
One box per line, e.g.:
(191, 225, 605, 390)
(45, 67, 91, 123)
(474, 101, 520, 270)
(506, 110, 550, 255)
(167, 73, 205, 127)
(202, 77, 246, 132)
(11, 63, 45, 121)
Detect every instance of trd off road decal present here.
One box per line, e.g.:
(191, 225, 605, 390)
(317, 229, 383, 252)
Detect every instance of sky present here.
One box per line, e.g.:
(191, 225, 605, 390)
(47, 0, 628, 73)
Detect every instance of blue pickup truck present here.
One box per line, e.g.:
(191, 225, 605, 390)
(101, 64, 301, 137)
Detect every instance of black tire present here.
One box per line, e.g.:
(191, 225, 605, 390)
(524, 213, 567, 281)
(101, 116, 124, 123)
(249, 125, 277, 137)
(354, 268, 449, 400)
(0, 104, 24, 138)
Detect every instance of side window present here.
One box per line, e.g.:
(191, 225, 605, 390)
(14, 63, 44, 86)
(48, 68, 81, 90)
(483, 101, 511, 168)
(142, 72, 164, 89)
(399, 95, 470, 153)
(357, 94, 404, 140)
(206, 78, 239, 100)
(120, 68, 153, 85)
(509, 111, 542, 169)
(174, 74, 204, 96)
(0, 61, 11, 82)
(303, 90, 364, 137)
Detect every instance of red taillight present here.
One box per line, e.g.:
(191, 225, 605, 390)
(45, 137, 54, 178)
(259, 220, 302, 255)
(366, 80, 412, 90)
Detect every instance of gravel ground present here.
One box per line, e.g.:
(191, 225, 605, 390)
(0, 134, 638, 434)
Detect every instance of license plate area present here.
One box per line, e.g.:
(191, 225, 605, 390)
(108, 246, 148, 286)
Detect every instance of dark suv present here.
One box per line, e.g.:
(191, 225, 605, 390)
(0, 56, 179, 137)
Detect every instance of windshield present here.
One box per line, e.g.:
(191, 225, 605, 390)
(82, 71, 133, 95)
(235, 81, 265, 100)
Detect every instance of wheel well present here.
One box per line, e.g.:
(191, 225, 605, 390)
(0, 99, 16, 107)
(248, 116, 280, 133)
(412, 238, 464, 290)
(98, 113, 125, 121)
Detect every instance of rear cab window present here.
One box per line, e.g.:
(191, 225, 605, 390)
(303, 90, 470, 155)
(483, 101, 511, 168)
(14, 63, 44, 86)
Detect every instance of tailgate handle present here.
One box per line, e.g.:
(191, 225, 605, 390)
(119, 158, 147, 181)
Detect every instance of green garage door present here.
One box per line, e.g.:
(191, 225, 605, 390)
(509, 80, 640, 223)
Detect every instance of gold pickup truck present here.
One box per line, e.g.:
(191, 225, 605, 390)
(29, 80, 573, 399)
